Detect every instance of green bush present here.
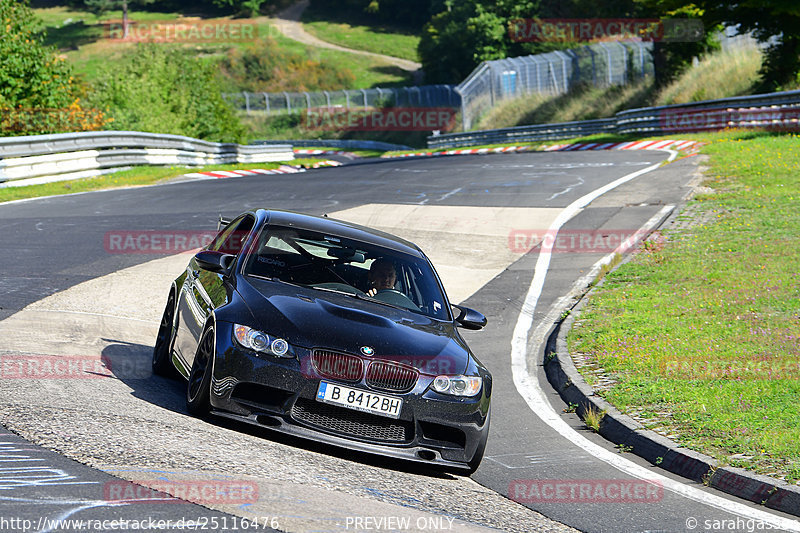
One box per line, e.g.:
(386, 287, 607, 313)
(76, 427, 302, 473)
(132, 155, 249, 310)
(219, 38, 356, 93)
(0, 0, 106, 135)
(89, 43, 244, 142)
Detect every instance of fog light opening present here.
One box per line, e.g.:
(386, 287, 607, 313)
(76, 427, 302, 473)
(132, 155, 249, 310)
(416, 450, 436, 461)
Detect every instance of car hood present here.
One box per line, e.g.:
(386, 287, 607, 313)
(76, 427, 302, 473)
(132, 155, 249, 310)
(236, 277, 470, 375)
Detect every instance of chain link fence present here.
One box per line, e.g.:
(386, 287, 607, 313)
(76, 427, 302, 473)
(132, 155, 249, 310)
(456, 40, 654, 130)
(224, 35, 761, 132)
(223, 85, 460, 115)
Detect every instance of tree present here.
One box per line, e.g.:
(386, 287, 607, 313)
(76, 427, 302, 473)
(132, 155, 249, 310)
(0, 0, 106, 134)
(419, 0, 548, 84)
(209, 0, 274, 17)
(617, 1, 716, 87)
(89, 44, 244, 142)
(83, 0, 155, 39)
(0, 0, 74, 109)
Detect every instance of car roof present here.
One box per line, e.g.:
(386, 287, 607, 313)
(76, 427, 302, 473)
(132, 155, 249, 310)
(259, 209, 424, 257)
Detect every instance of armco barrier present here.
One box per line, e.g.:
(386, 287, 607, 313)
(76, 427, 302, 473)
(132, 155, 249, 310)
(0, 131, 293, 187)
(429, 88, 800, 148)
(253, 139, 411, 151)
(428, 118, 616, 148)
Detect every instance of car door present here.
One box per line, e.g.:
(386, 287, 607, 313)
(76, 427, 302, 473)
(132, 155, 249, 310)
(174, 215, 255, 372)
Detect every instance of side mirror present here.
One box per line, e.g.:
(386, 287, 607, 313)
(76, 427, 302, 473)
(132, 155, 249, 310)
(452, 304, 487, 330)
(195, 250, 235, 274)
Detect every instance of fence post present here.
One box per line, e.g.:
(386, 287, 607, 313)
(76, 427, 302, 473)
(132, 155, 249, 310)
(323, 90, 331, 108)
(305, 92, 311, 110)
(638, 42, 646, 79)
(360, 89, 368, 107)
(599, 42, 612, 85)
(547, 57, 559, 93)
(455, 86, 466, 131)
(262, 92, 269, 115)
(345, 90, 350, 109)
(243, 92, 250, 115)
(619, 42, 629, 83)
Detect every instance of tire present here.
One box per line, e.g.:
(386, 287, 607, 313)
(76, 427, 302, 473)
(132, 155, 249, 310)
(152, 293, 177, 378)
(466, 407, 491, 475)
(186, 325, 214, 417)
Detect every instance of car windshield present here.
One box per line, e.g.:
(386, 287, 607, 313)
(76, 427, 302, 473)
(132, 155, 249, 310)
(243, 225, 450, 320)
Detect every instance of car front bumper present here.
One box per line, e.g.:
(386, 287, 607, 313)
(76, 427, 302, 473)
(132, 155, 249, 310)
(209, 322, 491, 470)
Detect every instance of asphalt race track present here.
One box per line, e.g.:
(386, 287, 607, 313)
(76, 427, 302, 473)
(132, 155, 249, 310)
(1, 152, 799, 533)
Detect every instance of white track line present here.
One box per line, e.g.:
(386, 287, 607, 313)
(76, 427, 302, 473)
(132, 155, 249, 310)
(510, 149, 800, 530)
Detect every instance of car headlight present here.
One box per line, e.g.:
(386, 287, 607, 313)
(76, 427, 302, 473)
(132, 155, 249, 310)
(431, 375, 482, 396)
(233, 324, 292, 358)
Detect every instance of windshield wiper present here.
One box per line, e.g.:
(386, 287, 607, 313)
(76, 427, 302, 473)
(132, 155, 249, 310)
(247, 274, 303, 288)
(310, 285, 408, 311)
(310, 286, 360, 297)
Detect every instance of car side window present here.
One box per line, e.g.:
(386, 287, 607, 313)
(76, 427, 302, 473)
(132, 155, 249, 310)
(209, 215, 255, 255)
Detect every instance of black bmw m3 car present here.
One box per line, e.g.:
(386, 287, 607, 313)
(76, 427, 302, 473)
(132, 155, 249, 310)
(152, 209, 491, 472)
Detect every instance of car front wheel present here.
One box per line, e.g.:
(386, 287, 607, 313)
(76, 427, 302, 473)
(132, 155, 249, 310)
(186, 325, 214, 417)
(152, 293, 177, 377)
(466, 407, 490, 475)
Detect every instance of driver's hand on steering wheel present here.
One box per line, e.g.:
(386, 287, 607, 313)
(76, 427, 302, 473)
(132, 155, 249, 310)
(367, 258, 397, 298)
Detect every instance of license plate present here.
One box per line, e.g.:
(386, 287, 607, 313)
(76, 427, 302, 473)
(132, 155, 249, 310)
(316, 381, 403, 419)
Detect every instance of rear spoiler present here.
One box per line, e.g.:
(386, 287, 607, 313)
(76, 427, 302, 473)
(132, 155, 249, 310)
(217, 215, 232, 231)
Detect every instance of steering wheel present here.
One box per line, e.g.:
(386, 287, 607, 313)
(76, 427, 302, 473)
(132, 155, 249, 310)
(376, 288, 405, 296)
(373, 288, 421, 311)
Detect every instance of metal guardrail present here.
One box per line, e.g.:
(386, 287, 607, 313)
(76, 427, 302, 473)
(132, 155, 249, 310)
(0, 131, 293, 187)
(428, 118, 616, 149)
(253, 139, 412, 151)
(428, 89, 800, 148)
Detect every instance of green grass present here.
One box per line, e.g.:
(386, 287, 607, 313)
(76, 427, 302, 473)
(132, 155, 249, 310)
(0, 159, 319, 204)
(263, 25, 412, 88)
(34, 6, 414, 89)
(476, 80, 655, 131)
(300, 0, 420, 62)
(301, 19, 420, 62)
(568, 130, 800, 483)
(655, 45, 763, 105)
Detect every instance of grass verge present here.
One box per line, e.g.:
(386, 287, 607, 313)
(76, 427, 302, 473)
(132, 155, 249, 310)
(0, 159, 320, 204)
(300, 1, 420, 62)
(475, 44, 770, 131)
(300, 19, 420, 62)
(568, 130, 800, 483)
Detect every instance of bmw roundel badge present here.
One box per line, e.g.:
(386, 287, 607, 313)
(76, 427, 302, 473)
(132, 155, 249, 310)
(360, 346, 375, 356)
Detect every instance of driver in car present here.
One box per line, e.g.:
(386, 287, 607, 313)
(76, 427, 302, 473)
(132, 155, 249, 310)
(366, 258, 397, 297)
